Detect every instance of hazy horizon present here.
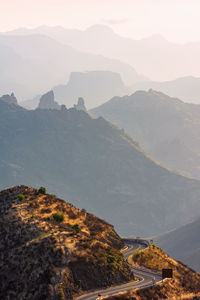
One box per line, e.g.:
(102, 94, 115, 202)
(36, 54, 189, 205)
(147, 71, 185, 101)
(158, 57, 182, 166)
(1, 0, 200, 43)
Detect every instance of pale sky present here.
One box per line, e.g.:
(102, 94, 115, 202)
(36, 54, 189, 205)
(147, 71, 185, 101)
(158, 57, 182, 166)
(0, 0, 200, 43)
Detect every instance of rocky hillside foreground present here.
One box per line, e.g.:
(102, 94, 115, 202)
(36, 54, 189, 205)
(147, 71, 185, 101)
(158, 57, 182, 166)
(0, 186, 133, 300)
(104, 243, 200, 299)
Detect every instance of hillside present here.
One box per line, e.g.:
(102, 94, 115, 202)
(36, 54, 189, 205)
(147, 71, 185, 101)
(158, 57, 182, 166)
(0, 185, 133, 300)
(155, 217, 200, 273)
(91, 89, 200, 180)
(0, 34, 139, 100)
(2, 99, 200, 236)
(104, 243, 200, 299)
(131, 76, 200, 104)
(7, 24, 200, 81)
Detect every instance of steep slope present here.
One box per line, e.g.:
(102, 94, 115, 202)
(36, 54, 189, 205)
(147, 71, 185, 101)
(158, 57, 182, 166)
(131, 76, 200, 104)
(7, 24, 200, 81)
(0, 34, 139, 100)
(91, 89, 200, 180)
(155, 217, 200, 272)
(105, 243, 200, 299)
(0, 185, 133, 300)
(2, 100, 200, 236)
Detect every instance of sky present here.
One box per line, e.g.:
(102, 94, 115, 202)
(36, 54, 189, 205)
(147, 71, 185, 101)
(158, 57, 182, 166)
(0, 0, 200, 43)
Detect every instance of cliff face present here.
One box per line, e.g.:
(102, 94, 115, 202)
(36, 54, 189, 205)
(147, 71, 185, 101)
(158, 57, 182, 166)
(0, 186, 133, 300)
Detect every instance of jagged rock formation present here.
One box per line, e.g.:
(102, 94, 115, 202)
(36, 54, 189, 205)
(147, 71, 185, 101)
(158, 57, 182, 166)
(0, 92, 18, 105)
(74, 97, 87, 111)
(38, 90, 60, 110)
(0, 185, 133, 300)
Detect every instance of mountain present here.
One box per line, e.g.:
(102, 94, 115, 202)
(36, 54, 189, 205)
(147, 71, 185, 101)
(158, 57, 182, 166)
(0, 34, 139, 101)
(0, 185, 133, 300)
(2, 99, 200, 236)
(53, 71, 129, 109)
(155, 217, 200, 273)
(21, 71, 130, 110)
(131, 76, 200, 104)
(106, 243, 200, 299)
(6, 24, 200, 81)
(91, 89, 200, 180)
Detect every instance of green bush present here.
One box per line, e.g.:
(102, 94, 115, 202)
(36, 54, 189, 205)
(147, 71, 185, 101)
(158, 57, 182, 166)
(53, 212, 64, 222)
(71, 224, 80, 233)
(18, 194, 25, 201)
(38, 186, 46, 194)
(107, 251, 123, 270)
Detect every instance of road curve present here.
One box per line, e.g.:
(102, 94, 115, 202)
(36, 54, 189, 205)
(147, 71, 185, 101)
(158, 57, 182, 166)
(76, 239, 162, 300)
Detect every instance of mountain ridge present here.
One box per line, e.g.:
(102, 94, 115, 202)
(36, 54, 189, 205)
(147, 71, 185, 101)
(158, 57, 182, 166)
(2, 99, 200, 236)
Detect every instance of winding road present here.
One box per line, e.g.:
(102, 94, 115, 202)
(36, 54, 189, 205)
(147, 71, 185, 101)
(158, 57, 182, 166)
(76, 239, 162, 300)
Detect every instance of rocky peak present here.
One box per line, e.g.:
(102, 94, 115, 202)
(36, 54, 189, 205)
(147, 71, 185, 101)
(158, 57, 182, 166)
(0, 93, 18, 105)
(74, 97, 87, 111)
(38, 90, 60, 110)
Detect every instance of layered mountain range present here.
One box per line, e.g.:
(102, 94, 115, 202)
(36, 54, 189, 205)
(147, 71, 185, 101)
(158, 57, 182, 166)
(1, 96, 200, 236)
(0, 34, 139, 100)
(91, 89, 200, 180)
(6, 24, 200, 82)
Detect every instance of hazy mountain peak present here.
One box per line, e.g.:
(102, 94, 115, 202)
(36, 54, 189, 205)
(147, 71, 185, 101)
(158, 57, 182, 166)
(86, 24, 115, 34)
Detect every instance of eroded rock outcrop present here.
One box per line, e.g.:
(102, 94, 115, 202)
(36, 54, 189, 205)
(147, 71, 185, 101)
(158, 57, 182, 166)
(38, 90, 60, 110)
(74, 97, 87, 111)
(0, 92, 18, 105)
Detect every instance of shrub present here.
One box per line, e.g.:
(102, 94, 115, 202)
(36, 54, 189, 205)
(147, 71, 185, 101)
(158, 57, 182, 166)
(71, 224, 80, 233)
(53, 213, 64, 222)
(18, 194, 25, 201)
(107, 251, 123, 270)
(38, 186, 46, 194)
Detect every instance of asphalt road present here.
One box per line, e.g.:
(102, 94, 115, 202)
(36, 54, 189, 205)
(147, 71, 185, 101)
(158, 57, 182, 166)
(76, 240, 162, 300)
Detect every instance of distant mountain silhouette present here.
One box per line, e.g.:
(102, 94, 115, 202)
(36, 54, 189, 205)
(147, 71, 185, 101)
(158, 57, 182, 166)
(131, 76, 200, 104)
(2, 98, 200, 236)
(91, 89, 200, 180)
(0, 34, 140, 100)
(53, 71, 129, 109)
(21, 71, 129, 109)
(7, 24, 200, 81)
(156, 217, 200, 272)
